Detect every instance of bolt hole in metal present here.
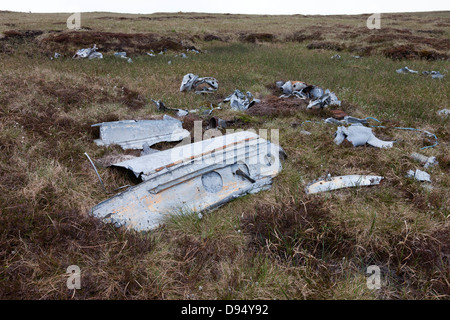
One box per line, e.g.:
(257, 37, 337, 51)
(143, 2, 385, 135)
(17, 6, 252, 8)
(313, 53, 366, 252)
(201, 171, 223, 193)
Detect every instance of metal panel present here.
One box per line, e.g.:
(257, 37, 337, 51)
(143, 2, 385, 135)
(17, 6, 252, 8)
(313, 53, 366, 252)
(305, 175, 384, 194)
(92, 117, 190, 150)
(91, 131, 283, 231)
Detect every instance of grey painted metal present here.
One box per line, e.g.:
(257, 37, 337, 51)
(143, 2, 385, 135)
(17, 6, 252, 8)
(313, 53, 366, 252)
(91, 131, 283, 231)
(306, 175, 384, 194)
(92, 117, 190, 150)
(406, 169, 431, 182)
(334, 124, 394, 148)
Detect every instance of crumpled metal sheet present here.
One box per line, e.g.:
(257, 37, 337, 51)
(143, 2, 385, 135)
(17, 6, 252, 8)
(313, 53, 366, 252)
(406, 169, 431, 182)
(424, 71, 445, 79)
(180, 73, 218, 93)
(91, 131, 284, 231)
(305, 175, 384, 194)
(223, 89, 258, 111)
(72, 44, 103, 60)
(411, 152, 438, 168)
(307, 89, 341, 109)
(334, 124, 394, 148)
(92, 116, 190, 150)
(278, 80, 340, 108)
(396, 66, 418, 74)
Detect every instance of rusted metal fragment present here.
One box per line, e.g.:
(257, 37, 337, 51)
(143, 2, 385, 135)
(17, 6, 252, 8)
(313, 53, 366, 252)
(330, 109, 348, 120)
(306, 175, 384, 194)
(92, 117, 190, 150)
(91, 131, 283, 231)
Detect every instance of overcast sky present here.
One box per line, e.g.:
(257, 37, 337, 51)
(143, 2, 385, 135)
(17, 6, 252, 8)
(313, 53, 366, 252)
(1, 0, 449, 15)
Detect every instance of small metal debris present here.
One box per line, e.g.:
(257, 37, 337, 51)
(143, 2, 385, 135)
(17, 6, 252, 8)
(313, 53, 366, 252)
(151, 99, 189, 117)
(406, 169, 431, 182)
(334, 124, 394, 148)
(352, 55, 361, 59)
(114, 52, 127, 58)
(180, 73, 218, 94)
(423, 71, 444, 79)
(50, 52, 61, 60)
(307, 89, 341, 109)
(324, 116, 368, 125)
(72, 44, 103, 60)
(437, 109, 450, 116)
(410, 152, 438, 168)
(223, 89, 258, 111)
(91, 117, 190, 150)
(91, 131, 284, 231)
(396, 66, 418, 74)
(84, 152, 107, 192)
(300, 130, 312, 135)
(305, 175, 384, 194)
(277, 80, 340, 108)
(146, 52, 156, 57)
(209, 117, 229, 129)
(331, 54, 341, 59)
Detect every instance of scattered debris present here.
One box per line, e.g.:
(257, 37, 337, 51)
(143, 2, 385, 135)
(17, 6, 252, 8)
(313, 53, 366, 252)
(305, 174, 384, 194)
(331, 54, 341, 59)
(91, 116, 190, 150)
(352, 55, 361, 59)
(324, 116, 368, 125)
(180, 53, 188, 59)
(437, 109, 450, 116)
(146, 52, 156, 57)
(397, 67, 445, 79)
(114, 52, 127, 58)
(180, 73, 218, 94)
(307, 89, 341, 109)
(396, 66, 418, 74)
(300, 130, 312, 135)
(223, 89, 259, 111)
(168, 60, 172, 65)
(406, 169, 431, 182)
(151, 99, 189, 117)
(334, 124, 394, 148)
(50, 52, 61, 60)
(411, 152, 438, 168)
(91, 131, 284, 231)
(114, 51, 132, 63)
(277, 80, 341, 108)
(187, 48, 201, 54)
(72, 44, 103, 60)
(423, 71, 445, 79)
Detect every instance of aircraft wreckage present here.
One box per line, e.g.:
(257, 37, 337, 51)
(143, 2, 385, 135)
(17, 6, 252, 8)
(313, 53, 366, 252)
(90, 131, 284, 231)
